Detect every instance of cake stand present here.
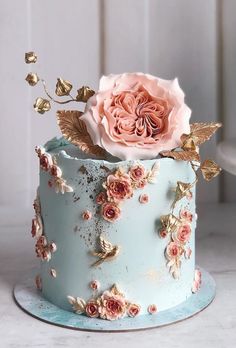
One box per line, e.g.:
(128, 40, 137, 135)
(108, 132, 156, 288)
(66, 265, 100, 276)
(14, 267, 215, 332)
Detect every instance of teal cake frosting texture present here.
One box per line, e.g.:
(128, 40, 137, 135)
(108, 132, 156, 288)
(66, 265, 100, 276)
(38, 142, 196, 316)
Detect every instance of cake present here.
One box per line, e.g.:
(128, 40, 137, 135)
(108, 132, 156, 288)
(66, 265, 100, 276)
(26, 52, 221, 321)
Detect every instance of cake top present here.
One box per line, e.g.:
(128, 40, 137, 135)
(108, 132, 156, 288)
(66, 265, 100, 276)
(25, 51, 221, 182)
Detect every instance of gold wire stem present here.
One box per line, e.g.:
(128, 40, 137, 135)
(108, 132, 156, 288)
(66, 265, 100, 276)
(41, 79, 78, 105)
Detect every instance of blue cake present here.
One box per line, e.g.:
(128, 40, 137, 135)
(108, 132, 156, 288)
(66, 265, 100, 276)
(27, 63, 221, 321)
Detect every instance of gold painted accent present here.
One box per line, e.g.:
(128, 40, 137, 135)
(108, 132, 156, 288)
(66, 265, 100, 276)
(160, 214, 181, 234)
(181, 122, 222, 147)
(200, 159, 222, 181)
(25, 73, 39, 86)
(55, 78, 73, 96)
(172, 181, 195, 208)
(57, 110, 106, 157)
(76, 86, 95, 102)
(33, 97, 51, 114)
(91, 235, 120, 267)
(25, 51, 37, 63)
(161, 150, 200, 162)
(146, 161, 160, 183)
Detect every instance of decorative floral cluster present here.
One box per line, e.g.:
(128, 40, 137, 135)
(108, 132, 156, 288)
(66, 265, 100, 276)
(192, 269, 202, 293)
(35, 235, 57, 262)
(159, 208, 193, 279)
(35, 146, 73, 194)
(31, 191, 57, 262)
(96, 162, 160, 222)
(68, 284, 142, 321)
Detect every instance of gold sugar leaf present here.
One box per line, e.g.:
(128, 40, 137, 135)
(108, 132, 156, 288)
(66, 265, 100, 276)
(200, 159, 222, 181)
(57, 110, 106, 158)
(25, 51, 37, 64)
(185, 122, 222, 146)
(55, 78, 73, 96)
(181, 136, 197, 151)
(172, 181, 193, 208)
(161, 150, 200, 162)
(25, 73, 39, 86)
(76, 86, 95, 103)
(34, 98, 51, 114)
(160, 214, 181, 234)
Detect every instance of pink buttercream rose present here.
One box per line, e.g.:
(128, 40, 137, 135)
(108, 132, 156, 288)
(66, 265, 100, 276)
(127, 303, 141, 317)
(85, 299, 99, 318)
(104, 169, 133, 202)
(81, 73, 191, 160)
(174, 224, 191, 244)
(166, 242, 183, 259)
(101, 202, 121, 222)
(180, 209, 193, 223)
(99, 291, 126, 320)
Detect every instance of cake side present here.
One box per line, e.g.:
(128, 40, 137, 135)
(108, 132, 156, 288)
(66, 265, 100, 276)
(34, 143, 196, 316)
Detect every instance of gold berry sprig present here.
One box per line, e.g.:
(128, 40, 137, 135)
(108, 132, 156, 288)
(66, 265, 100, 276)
(24, 51, 95, 114)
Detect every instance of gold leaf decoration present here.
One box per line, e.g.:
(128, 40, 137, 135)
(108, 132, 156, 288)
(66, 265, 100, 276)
(200, 159, 222, 181)
(76, 86, 95, 102)
(55, 78, 73, 96)
(57, 110, 106, 158)
(161, 150, 200, 162)
(172, 181, 193, 208)
(160, 214, 181, 234)
(181, 137, 197, 151)
(182, 122, 222, 147)
(34, 98, 51, 114)
(25, 51, 37, 64)
(25, 73, 39, 86)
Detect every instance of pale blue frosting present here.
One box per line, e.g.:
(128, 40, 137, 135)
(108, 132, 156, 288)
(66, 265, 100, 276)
(39, 143, 196, 315)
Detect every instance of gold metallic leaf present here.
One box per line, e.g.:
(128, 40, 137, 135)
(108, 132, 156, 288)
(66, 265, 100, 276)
(76, 86, 95, 102)
(200, 159, 221, 181)
(182, 122, 222, 147)
(55, 78, 73, 96)
(25, 51, 37, 64)
(172, 181, 193, 208)
(181, 137, 197, 151)
(161, 150, 200, 162)
(57, 110, 106, 158)
(25, 73, 39, 86)
(34, 98, 51, 114)
(160, 214, 181, 234)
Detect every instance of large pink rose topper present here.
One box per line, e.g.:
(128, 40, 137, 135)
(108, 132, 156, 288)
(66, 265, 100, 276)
(81, 73, 191, 160)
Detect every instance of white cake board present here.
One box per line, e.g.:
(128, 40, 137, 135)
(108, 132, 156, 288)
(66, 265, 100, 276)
(13, 267, 215, 332)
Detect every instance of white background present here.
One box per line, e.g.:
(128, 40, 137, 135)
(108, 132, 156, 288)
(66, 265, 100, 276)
(0, 0, 236, 214)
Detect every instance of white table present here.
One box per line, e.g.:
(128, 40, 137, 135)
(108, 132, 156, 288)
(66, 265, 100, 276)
(0, 203, 235, 348)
